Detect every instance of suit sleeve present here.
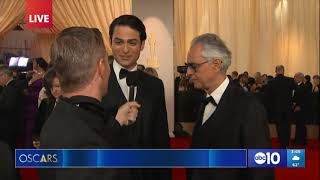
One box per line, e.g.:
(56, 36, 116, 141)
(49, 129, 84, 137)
(103, 115, 125, 148)
(153, 81, 170, 148)
(0, 86, 19, 112)
(33, 99, 48, 137)
(242, 98, 275, 180)
(152, 81, 171, 180)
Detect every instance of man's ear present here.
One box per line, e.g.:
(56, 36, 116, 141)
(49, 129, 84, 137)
(140, 41, 145, 51)
(211, 59, 223, 71)
(97, 58, 106, 78)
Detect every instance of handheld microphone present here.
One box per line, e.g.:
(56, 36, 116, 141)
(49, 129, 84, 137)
(126, 71, 139, 124)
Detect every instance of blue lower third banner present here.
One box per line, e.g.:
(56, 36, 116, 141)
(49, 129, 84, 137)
(16, 149, 305, 168)
(16, 149, 247, 168)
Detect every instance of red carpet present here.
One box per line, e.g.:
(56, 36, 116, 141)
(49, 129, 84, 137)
(19, 138, 319, 180)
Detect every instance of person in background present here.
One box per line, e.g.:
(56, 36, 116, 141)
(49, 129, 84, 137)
(261, 74, 268, 85)
(22, 57, 48, 148)
(0, 65, 23, 180)
(243, 71, 249, 78)
(144, 67, 158, 78)
(304, 75, 313, 92)
(303, 75, 313, 124)
(32, 68, 62, 149)
(231, 70, 239, 84)
(312, 75, 319, 124)
(254, 71, 261, 81)
(264, 65, 294, 148)
(238, 73, 248, 91)
(37, 63, 51, 107)
(0, 65, 23, 148)
(186, 33, 273, 180)
(247, 77, 257, 93)
(292, 72, 310, 146)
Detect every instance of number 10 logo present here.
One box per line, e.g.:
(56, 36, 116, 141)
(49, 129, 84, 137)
(254, 152, 280, 165)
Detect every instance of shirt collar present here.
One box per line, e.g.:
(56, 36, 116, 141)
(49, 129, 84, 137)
(207, 77, 229, 105)
(61, 95, 103, 110)
(113, 60, 138, 81)
(6, 78, 14, 86)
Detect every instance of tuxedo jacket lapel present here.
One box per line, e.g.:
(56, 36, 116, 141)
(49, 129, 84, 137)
(102, 66, 127, 115)
(109, 66, 127, 104)
(194, 83, 234, 132)
(134, 71, 148, 144)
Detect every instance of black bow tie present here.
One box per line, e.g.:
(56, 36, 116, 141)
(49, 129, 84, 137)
(203, 96, 218, 106)
(119, 68, 129, 79)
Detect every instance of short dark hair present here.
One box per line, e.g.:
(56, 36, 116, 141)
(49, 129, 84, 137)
(109, 15, 147, 42)
(43, 68, 58, 99)
(305, 75, 311, 82)
(35, 57, 48, 71)
(232, 71, 238, 76)
(248, 77, 256, 86)
(50, 27, 107, 93)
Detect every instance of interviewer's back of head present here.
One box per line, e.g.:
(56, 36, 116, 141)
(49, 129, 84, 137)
(50, 27, 107, 93)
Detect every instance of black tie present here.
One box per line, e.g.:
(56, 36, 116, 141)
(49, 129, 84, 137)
(119, 68, 129, 79)
(196, 96, 217, 125)
(203, 96, 217, 106)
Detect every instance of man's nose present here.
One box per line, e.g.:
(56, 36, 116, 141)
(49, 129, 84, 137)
(186, 67, 193, 77)
(123, 43, 129, 53)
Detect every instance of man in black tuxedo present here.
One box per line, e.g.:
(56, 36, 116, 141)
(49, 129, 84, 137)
(40, 27, 140, 180)
(0, 65, 23, 148)
(292, 72, 309, 146)
(101, 15, 171, 180)
(186, 33, 274, 180)
(264, 65, 295, 148)
(0, 65, 22, 180)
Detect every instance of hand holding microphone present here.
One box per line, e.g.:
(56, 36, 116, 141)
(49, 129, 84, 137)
(115, 70, 140, 126)
(126, 71, 139, 124)
(116, 101, 141, 126)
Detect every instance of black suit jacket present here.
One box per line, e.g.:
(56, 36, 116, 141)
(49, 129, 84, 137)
(293, 83, 312, 115)
(40, 96, 129, 180)
(33, 98, 56, 137)
(264, 75, 295, 114)
(0, 141, 18, 180)
(188, 82, 274, 180)
(0, 80, 23, 147)
(101, 66, 171, 180)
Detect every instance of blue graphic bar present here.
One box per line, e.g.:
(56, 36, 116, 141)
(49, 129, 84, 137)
(15, 149, 247, 168)
(16, 149, 305, 168)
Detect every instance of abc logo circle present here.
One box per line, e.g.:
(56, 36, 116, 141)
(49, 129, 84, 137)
(254, 152, 266, 164)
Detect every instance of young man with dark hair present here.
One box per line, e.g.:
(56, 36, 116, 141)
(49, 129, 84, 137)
(102, 15, 171, 180)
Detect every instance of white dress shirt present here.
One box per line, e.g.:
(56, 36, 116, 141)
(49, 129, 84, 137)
(202, 77, 230, 125)
(113, 60, 137, 101)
